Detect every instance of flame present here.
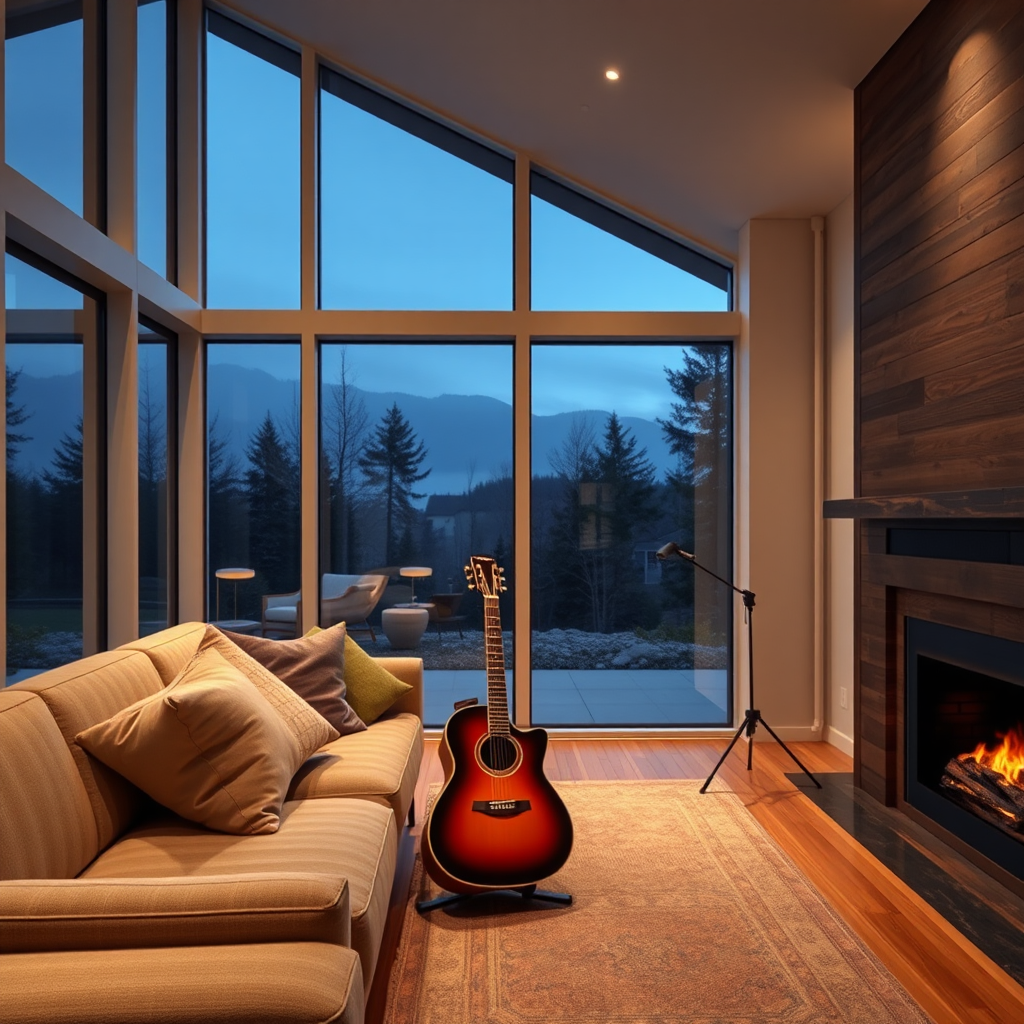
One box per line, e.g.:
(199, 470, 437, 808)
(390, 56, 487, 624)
(960, 724, 1024, 786)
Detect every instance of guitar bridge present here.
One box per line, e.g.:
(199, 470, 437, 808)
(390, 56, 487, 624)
(471, 799, 531, 818)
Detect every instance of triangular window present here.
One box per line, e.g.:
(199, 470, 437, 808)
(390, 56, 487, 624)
(531, 171, 731, 311)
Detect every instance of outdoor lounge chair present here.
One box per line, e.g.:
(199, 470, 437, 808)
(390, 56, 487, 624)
(261, 573, 388, 639)
(427, 593, 466, 638)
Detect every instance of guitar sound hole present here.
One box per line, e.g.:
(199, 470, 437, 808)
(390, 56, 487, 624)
(479, 735, 518, 773)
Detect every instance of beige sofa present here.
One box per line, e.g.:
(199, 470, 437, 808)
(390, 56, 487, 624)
(0, 622, 424, 1024)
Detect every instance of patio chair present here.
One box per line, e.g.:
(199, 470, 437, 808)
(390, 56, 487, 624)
(427, 593, 466, 638)
(261, 573, 388, 639)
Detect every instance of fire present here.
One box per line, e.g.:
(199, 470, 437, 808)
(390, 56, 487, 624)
(960, 724, 1024, 787)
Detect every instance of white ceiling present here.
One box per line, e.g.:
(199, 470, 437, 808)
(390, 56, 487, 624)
(228, 0, 930, 259)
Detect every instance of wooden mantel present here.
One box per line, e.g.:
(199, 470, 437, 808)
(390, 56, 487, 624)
(824, 488, 1024, 520)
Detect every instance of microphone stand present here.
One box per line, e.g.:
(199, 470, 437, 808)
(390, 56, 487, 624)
(658, 545, 820, 793)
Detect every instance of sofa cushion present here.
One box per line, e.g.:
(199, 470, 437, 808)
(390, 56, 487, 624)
(289, 712, 423, 832)
(220, 624, 365, 736)
(11, 650, 166, 851)
(0, 873, 350, 952)
(76, 646, 325, 835)
(0, 691, 100, 881)
(120, 621, 207, 686)
(339, 634, 413, 725)
(82, 797, 396, 991)
(1, 942, 364, 1024)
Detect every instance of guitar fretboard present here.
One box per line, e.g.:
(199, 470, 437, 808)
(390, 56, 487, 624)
(483, 595, 510, 736)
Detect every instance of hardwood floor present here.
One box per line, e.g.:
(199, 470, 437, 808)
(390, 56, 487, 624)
(410, 737, 1024, 1024)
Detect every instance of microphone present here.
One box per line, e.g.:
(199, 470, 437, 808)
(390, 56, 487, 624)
(656, 541, 695, 561)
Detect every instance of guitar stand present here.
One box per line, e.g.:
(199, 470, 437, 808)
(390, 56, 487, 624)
(416, 884, 572, 914)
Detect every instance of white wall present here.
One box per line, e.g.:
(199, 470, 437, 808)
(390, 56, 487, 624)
(824, 194, 855, 755)
(738, 218, 818, 740)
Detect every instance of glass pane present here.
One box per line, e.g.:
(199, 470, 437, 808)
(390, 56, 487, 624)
(5, 2, 84, 216)
(137, 0, 169, 277)
(138, 331, 169, 635)
(207, 343, 300, 627)
(5, 252, 90, 682)
(320, 79, 512, 310)
(531, 344, 732, 726)
(205, 17, 299, 308)
(530, 174, 731, 311)
(320, 343, 513, 726)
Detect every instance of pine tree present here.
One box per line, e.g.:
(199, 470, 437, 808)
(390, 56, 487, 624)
(244, 413, 299, 596)
(5, 366, 32, 466)
(358, 403, 430, 565)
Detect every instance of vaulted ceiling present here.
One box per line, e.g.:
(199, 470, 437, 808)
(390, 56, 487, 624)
(230, 0, 930, 258)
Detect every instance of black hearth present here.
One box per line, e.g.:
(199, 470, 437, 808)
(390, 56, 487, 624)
(905, 618, 1024, 883)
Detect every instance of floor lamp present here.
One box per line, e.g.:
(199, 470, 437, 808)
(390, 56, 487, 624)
(656, 542, 821, 793)
(215, 567, 255, 622)
(400, 566, 432, 604)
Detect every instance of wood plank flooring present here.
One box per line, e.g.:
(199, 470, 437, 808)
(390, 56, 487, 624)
(409, 737, 1024, 1024)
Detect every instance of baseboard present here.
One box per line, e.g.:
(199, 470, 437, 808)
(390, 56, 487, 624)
(748, 724, 824, 743)
(823, 725, 854, 757)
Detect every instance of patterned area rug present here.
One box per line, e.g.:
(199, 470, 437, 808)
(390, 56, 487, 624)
(385, 780, 932, 1023)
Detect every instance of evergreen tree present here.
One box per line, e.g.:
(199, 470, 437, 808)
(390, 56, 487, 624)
(244, 413, 299, 596)
(41, 417, 84, 599)
(358, 403, 430, 565)
(138, 363, 166, 582)
(5, 366, 32, 466)
(658, 347, 730, 486)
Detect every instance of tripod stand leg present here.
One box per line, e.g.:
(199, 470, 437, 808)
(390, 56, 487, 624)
(756, 717, 822, 787)
(700, 718, 748, 793)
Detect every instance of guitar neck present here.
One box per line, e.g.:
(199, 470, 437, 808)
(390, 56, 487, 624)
(483, 595, 510, 735)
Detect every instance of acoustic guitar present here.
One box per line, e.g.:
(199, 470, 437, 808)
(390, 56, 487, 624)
(420, 555, 574, 896)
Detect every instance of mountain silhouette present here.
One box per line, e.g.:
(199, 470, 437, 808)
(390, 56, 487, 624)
(10, 365, 677, 499)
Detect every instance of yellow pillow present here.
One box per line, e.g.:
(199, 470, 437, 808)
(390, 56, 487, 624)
(306, 627, 412, 725)
(76, 647, 312, 835)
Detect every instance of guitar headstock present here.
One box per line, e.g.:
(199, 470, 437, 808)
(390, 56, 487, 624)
(465, 555, 506, 597)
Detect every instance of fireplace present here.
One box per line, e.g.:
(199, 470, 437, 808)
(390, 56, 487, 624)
(905, 618, 1024, 883)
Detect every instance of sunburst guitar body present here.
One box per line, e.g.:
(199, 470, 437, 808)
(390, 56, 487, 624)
(420, 556, 573, 895)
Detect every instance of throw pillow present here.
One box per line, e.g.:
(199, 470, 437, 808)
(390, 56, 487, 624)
(341, 633, 413, 725)
(76, 646, 310, 835)
(198, 624, 339, 753)
(220, 623, 365, 736)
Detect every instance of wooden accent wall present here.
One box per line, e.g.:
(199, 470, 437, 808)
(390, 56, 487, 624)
(856, 0, 1024, 498)
(852, 0, 1024, 807)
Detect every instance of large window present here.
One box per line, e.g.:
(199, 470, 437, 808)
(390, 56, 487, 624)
(531, 344, 732, 726)
(319, 71, 513, 310)
(137, 0, 174, 278)
(206, 343, 301, 625)
(138, 319, 176, 635)
(205, 13, 300, 308)
(319, 343, 513, 724)
(5, 1, 91, 219)
(5, 250, 101, 682)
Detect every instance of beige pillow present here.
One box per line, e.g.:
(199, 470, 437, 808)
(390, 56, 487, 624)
(221, 623, 365, 736)
(76, 647, 313, 835)
(198, 624, 339, 753)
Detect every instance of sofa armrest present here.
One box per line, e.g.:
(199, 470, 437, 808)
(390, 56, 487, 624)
(0, 873, 351, 953)
(373, 656, 423, 721)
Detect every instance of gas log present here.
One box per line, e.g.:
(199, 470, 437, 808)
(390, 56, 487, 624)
(940, 758, 1024, 841)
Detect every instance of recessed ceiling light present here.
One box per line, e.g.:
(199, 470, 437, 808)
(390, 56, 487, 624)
(605, 68, 620, 81)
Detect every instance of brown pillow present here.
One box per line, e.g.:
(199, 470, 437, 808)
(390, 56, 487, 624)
(220, 623, 365, 736)
(197, 624, 339, 753)
(76, 647, 313, 835)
